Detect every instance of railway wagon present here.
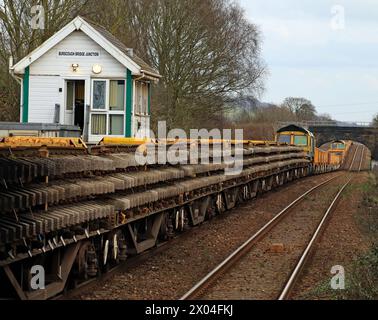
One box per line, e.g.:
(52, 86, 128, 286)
(313, 148, 331, 174)
(0, 136, 310, 300)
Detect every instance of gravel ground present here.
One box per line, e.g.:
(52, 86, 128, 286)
(290, 147, 371, 299)
(291, 172, 371, 300)
(72, 172, 340, 300)
(202, 174, 349, 300)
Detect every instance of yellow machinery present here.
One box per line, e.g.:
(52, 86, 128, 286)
(0, 137, 87, 156)
(328, 140, 351, 165)
(99, 137, 279, 147)
(0, 136, 87, 149)
(276, 125, 315, 159)
(314, 148, 328, 165)
(99, 137, 154, 146)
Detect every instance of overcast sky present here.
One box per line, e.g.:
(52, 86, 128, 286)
(239, 0, 378, 122)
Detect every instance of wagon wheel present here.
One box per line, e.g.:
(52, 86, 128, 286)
(75, 241, 98, 280)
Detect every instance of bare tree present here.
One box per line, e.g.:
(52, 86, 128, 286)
(87, 0, 266, 130)
(149, 0, 266, 130)
(281, 97, 317, 121)
(0, 0, 88, 121)
(373, 114, 378, 127)
(0, 0, 266, 128)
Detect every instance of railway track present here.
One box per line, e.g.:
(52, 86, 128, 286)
(347, 144, 366, 172)
(180, 145, 366, 300)
(278, 144, 365, 300)
(358, 146, 365, 172)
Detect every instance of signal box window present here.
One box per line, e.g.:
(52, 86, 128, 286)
(91, 114, 106, 135)
(109, 80, 125, 111)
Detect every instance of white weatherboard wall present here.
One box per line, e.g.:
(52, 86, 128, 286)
(30, 30, 126, 77)
(27, 30, 128, 133)
(22, 28, 153, 141)
(29, 75, 60, 123)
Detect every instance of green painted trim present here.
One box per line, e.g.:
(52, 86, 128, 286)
(148, 83, 151, 115)
(22, 67, 30, 123)
(125, 69, 133, 137)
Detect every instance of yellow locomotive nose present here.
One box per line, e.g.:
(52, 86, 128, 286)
(276, 124, 314, 159)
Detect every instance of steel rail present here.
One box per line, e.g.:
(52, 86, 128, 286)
(278, 176, 352, 300)
(278, 145, 363, 300)
(349, 145, 361, 172)
(358, 146, 365, 172)
(181, 142, 363, 300)
(180, 173, 343, 300)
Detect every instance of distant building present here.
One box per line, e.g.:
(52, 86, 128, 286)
(9, 16, 161, 143)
